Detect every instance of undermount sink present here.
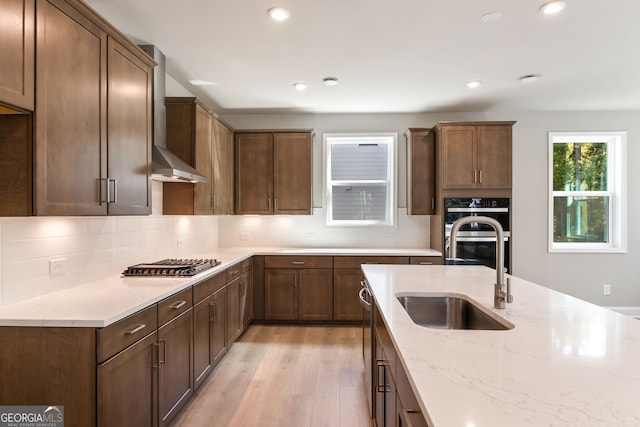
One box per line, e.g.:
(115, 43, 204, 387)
(396, 294, 514, 330)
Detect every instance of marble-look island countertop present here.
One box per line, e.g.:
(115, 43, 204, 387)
(362, 264, 640, 427)
(0, 247, 440, 327)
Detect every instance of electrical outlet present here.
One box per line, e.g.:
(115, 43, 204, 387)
(239, 231, 250, 241)
(176, 238, 183, 249)
(49, 258, 66, 277)
(382, 233, 392, 241)
(603, 284, 611, 296)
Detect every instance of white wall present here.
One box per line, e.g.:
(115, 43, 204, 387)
(220, 110, 640, 307)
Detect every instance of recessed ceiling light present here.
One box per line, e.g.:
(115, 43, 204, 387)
(466, 80, 481, 89)
(519, 74, 540, 83)
(540, 1, 566, 15)
(481, 11, 503, 22)
(189, 79, 218, 86)
(268, 7, 290, 21)
(323, 77, 339, 86)
(293, 82, 307, 91)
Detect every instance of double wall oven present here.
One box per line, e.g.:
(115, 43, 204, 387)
(444, 197, 511, 272)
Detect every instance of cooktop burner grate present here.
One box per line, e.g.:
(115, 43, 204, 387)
(122, 258, 221, 277)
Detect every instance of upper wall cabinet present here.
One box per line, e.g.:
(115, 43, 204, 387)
(33, 0, 153, 215)
(235, 130, 312, 215)
(435, 121, 515, 192)
(406, 128, 435, 215)
(0, 0, 35, 111)
(163, 97, 234, 215)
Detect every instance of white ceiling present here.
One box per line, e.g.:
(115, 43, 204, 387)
(84, 0, 640, 114)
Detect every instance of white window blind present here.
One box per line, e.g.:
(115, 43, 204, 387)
(324, 134, 396, 226)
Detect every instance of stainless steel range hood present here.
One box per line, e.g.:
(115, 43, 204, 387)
(139, 45, 207, 183)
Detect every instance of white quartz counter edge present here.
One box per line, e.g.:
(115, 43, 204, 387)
(0, 247, 441, 328)
(362, 264, 640, 427)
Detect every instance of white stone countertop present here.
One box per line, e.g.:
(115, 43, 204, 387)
(0, 247, 440, 327)
(362, 264, 640, 427)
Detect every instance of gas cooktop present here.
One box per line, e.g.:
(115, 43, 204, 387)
(122, 258, 221, 277)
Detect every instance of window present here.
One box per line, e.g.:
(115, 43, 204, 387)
(324, 133, 396, 226)
(548, 131, 627, 253)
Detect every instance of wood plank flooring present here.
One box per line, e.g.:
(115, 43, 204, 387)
(172, 325, 372, 427)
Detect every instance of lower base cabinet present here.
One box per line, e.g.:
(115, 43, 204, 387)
(374, 302, 428, 427)
(158, 308, 194, 427)
(98, 332, 158, 427)
(193, 287, 227, 390)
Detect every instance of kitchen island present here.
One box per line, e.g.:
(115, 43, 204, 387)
(362, 264, 640, 426)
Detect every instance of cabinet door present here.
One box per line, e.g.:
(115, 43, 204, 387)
(226, 278, 242, 345)
(210, 287, 228, 366)
(106, 38, 152, 215)
(235, 132, 273, 214)
(0, 0, 35, 110)
(273, 132, 312, 214)
(158, 309, 193, 427)
(241, 271, 252, 330)
(407, 129, 435, 215)
(440, 126, 476, 190)
(212, 117, 234, 214)
(333, 268, 365, 321)
(477, 125, 512, 189)
(298, 269, 333, 321)
(193, 297, 213, 390)
(264, 269, 298, 320)
(97, 331, 158, 427)
(0, 114, 32, 216)
(194, 105, 214, 214)
(35, 0, 107, 215)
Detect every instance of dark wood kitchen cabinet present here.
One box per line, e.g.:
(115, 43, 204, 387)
(164, 97, 214, 215)
(212, 116, 235, 214)
(33, 0, 153, 216)
(333, 256, 409, 321)
(435, 122, 514, 191)
(0, 113, 32, 216)
(97, 304, 159, 427)
(163, 98, 235, 215)
(264, 256, 333, 321)
(193, 271, 227, 390)
(235, 130, 312, 215)
(226, 258, 253, 344)
(0, 0, 35, 111)
(406, 128, 436, 215)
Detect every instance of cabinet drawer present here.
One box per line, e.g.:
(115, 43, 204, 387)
(158, 287, 193, 326)
(409, 256, 444, 265)
(265, 255, 333, 269)
(226, 258, 253, 281)
(333, 256, 408, 269)
(193, 271, 227, 303)
(97, 304, 158, 363)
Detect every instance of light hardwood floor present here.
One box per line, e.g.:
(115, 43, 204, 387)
(172, 325, 372, 427)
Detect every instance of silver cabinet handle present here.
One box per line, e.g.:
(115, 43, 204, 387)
(107, 178, 118, 203)
(125, 324, 146, 335)
(400, 409, 422, 427)
(99, 178, 108, 204)
(209, 301, 217, 321)
(419, 261, 433, 265)
(358, 287, 372, 311)
(169, 300, 187, 309)
(479, 170, 483, 184)
(291, 261, 305, 265)
(159, 339, 167, 364)
(473, 170, 478, 183)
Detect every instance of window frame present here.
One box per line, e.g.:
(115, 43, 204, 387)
(323, 133, 397, 227)
(548, 131, 627, 253)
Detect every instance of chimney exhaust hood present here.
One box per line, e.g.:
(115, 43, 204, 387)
(139, 45, 207, 183)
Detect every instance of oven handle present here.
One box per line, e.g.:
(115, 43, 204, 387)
(446, 207, 508, 213)
(358, 282, 372, 312)
(449, 236, 510, 242)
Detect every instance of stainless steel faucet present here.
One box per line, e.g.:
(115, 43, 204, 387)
(448, 216, 513, 309)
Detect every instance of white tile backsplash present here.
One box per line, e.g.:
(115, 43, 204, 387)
(0, 184, 220, 305)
